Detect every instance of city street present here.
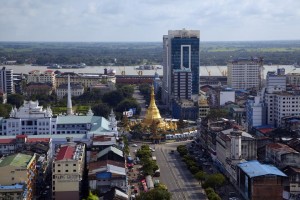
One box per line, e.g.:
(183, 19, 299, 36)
(154, 142, 207, 200)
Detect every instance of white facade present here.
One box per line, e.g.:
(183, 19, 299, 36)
(266, 71, 286, 93)
(0, 101, 118, 137)
(220, 90, 235, 106)
(56, 83, 84, 99)
(227, 58, 263, 90)
(27, 70, 56, 88)
(0, 67, 14, 94)
(246, 96, 266, 131)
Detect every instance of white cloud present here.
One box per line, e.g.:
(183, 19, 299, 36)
(0, 0, 300, 41)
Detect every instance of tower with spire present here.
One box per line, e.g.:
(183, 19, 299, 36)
(67, 75, 73, 115)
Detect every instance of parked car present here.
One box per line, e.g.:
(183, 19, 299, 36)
(132, 144, 138, 147)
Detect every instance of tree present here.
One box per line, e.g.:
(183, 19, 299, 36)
(118, 85, 135, 98)
(102, 90, 125, 107)
(136, 188, 172, 200)
(203, 173, 225, 189)
(92, 103, 111, 118)
(195, 171, 207, 184)
(115, 98, 140, 115)
(7, 94, 24, 108)
(83, 191, 98, 200)
(0, 104, 12, 118)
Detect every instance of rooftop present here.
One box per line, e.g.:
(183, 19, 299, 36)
(55, 115, 112, 135)
(266, 143, 299, 155)
(0, 153, 34, 168)
(238, 160, 287, 178)
(55, 143, 84, 161)
(55, 145, 75, 161)
(97, 146, 123, 159)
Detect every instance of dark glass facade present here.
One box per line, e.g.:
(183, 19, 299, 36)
(171, 37, 200, 94)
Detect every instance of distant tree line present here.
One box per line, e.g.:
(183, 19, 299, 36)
(1, 41, 300, 66)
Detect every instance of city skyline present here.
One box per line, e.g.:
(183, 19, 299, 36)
(1, 0, 300, 42)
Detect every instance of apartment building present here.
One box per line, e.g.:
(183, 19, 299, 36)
(27, 70, 56, 88)
(227, 58, 263, 90)
(0, 153, 36, 200)
(52, 143, 85, 200)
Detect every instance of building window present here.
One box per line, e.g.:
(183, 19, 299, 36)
(58, 170, 60, 172)
(65, 164, 68, 166)
(73, 164, 76, 166)
(65, 170, 68, 172)
(73, 169, 76, 172)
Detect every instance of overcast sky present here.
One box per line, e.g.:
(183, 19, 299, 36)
(1, 0, 300, 42)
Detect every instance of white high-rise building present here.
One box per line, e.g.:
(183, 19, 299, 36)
(227, 58, 263, 90)
(0, 67, 14, 94)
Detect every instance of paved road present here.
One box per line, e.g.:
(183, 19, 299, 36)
(154, 142, 207, 200)
(132, 87, 147, 117)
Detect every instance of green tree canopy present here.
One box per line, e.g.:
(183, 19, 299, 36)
(102, 90, 125, 107)
(115, 98, 140, 115)
(203, 173, 225, 189)
(7, 94, 24, 108)
(118, 85, 135, 98)
(195, 171, 207, 184)
(0, 104, 12, 118)
(83, 191, 98, 200)
(92, 103, 111, 118)
(136, 187, 172, 200)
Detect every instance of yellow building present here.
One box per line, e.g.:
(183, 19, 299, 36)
(0, 153, 37, 200)
(55, 72, 116, 88)
(52, 143, 85, 200)
(199, 95, 210, 118)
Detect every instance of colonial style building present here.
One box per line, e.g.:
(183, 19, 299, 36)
(27, 70, 56, 88)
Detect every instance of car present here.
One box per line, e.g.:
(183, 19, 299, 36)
(132, 144, 138, 147)
(170, 150, 175, 154)
(151, 148, 155, 152)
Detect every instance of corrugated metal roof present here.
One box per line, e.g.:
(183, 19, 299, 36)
(56, 116, 110, 133)
(97, 146, 123, 159)
(238, 160, 287, 178)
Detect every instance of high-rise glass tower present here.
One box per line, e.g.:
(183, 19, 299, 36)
(162, 29, 200, 108)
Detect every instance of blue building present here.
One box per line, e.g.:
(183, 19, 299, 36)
(237, 160, 287, 200)
(162, 29, 200, 108)
(172, 99, 198, 121)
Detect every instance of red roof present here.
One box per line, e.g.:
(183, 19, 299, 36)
(257, 128, 274, 134)
(0, 138, 15, 144)
(27, 138, 50, 143)
(55, 146, 75, 161)
(16, 135, 28, 139)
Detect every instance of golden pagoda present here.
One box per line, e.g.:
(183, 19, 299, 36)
(142, 85, 169, 130)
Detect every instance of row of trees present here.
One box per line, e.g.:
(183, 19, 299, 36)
(135, 144, 172, 200)
(2, 41, 300, 66)
(177, 145, 225, 200)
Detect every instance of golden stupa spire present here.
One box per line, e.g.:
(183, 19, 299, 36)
(142, 85, 164, 128)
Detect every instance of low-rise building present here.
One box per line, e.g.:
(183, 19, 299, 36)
(172, 99, 198, 121)
(56, 83, 84, 99)
(283, 166, 300, 197)
(0, 153, 37, 200)
(52, 143, 85, 200)
(0, 184, 26, 200)
(24, 82, 53, 96)
(265, 143, 300, 169)
(237, 160, 287, 200)
(89, 160, 127, 194)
